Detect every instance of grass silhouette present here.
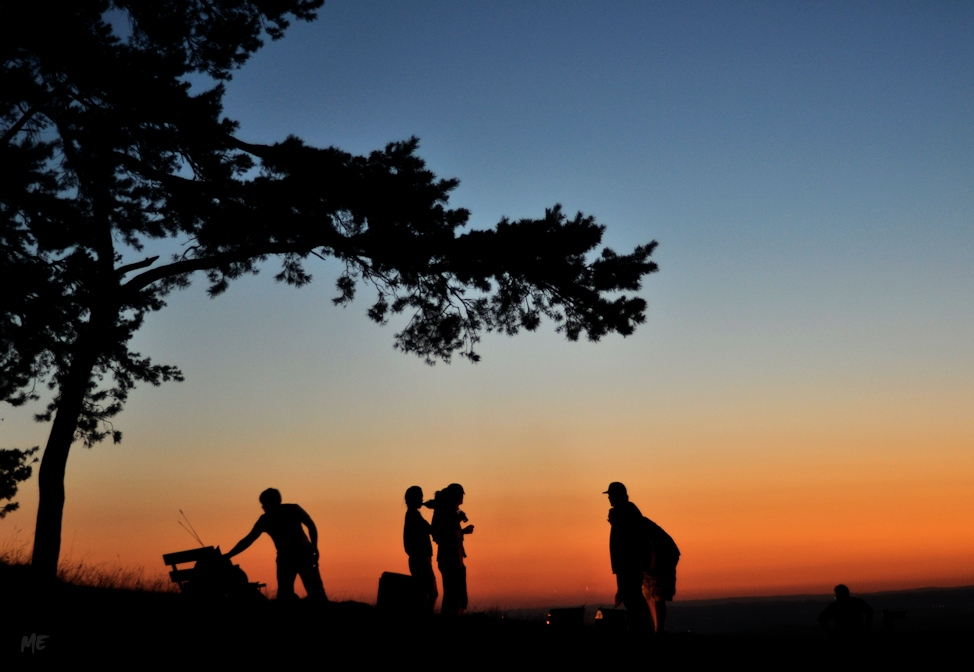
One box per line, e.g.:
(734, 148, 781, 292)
(1, 532, 174, 593)
(2, 536, 971, 663)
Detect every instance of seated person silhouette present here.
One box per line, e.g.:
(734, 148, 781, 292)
(818, 584, 873, 636)
(404, 485, 437, 613)
(225, 488, 328, 601)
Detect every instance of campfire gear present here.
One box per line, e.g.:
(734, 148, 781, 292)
(163, 546, 266, 600)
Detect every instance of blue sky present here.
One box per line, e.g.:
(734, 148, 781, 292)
(4, 1, 973, 602)
(215, 0, 973, 406)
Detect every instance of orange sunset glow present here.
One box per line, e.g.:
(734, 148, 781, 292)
(6, 296, 973, 606)
(4, 2, 974, 619)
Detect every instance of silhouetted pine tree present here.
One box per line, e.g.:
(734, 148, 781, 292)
(1, 1, 658, 582)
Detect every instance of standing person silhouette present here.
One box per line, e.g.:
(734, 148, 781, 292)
(604, 482, 652, 633)
(431, 483, 474, 616)
(819, 584, 874, 637)
(403, 485, 437, 613)
(225, 488, 328, 601)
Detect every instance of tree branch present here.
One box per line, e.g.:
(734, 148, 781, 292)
(0, 241, 60, 267)
(115, 256, 159, 277)
(227, 136, 274, 159)
(1, 78, 72, 148)
(120, 243, 321, 296)
(0, 101, 45, 147)
(112, 152, 200, 189)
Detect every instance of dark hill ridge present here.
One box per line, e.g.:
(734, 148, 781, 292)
(2, 562, 972, 663)
(494, 586, 974, 635)
(668, 586, 974, 635)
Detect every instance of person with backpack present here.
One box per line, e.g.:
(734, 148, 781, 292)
(641, 513, 680, 634)
(605, 481, 680, 634)
(605, 482, 653, 632)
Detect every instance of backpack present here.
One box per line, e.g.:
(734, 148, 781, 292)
(642, 517, 680, 570)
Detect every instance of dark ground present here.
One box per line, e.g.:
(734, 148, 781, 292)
(3, 562, 972, 666)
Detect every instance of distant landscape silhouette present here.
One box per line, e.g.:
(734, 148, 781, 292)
(2, 1, 972, 662)
(3, 482, 973, 661)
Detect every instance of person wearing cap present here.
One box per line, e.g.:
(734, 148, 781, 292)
(604, 482, 652, 632)
(431, 483, 474, 616)
(225, 487, 328, 601)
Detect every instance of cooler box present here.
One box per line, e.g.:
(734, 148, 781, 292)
(376, 572, 424, 614)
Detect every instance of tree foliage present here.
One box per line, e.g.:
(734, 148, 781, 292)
(0, 1, 658, 578)
(0, 447, 38, 518)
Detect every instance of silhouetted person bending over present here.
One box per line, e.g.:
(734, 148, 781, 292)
(225, 488, 328, 601)
(431, 483, 474, 616)
(404, 485, 437, 613)
(819, 584, 873, 637)
(605, 482, 652, 633)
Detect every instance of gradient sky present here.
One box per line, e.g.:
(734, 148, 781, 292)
(3, 1, 974, 606)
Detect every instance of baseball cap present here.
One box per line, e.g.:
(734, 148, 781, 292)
(603, 482, 627, 496)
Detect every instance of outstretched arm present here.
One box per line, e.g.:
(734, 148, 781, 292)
(225, 522, 262, 558)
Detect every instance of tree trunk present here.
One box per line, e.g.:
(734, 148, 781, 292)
(30, 324, 105, 583)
